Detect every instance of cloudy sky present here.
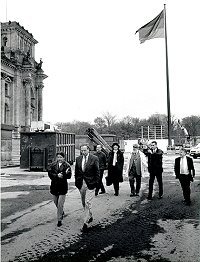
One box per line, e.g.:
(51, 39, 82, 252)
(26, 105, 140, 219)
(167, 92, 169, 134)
(1, 0, 199, 124)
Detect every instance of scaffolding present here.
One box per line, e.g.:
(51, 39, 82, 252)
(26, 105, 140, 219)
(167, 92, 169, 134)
(86, 128, 112, 155)
(141, 125, 165, 140)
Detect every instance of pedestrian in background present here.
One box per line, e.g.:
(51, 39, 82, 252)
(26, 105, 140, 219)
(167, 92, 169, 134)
(94, 144, 107, 196)
(107, 143, 124, 196)
(145, 141, 163, 200)
(48, 152, 72, 227)
(174, 147, 195, 205)
(75, 144, 100, 232)
(127, 144, 148, 197)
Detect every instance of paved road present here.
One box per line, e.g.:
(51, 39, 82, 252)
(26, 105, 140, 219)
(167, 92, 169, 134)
(1, 154, 200, 262)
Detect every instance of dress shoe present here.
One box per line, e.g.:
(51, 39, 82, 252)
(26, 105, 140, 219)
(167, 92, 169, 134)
(95, 192, 98, 196)
(130, 193, 135, 197)
(99, 191, 105, 194)
(135, 193, 139, 196)
(81, 223, 88, 233)
(57, 221, 62, 227)
(114, 192, 119, 196)
(88, 217, 93, 223)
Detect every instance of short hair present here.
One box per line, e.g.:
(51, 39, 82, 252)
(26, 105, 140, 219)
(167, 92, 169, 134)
(56, 152, 65, 158)
(151, 141, 157, 145)
(80, 144, 90, 150)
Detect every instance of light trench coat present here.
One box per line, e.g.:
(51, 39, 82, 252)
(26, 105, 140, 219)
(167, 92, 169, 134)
(126, 150, 148, 177)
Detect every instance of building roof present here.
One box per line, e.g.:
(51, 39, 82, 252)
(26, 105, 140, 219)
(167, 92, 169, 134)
(1, 21, 38, 44)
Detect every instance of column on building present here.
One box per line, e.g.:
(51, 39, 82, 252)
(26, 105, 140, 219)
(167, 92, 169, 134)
(37, 83, 44, 121)
(7, 76, 14, 126)
(35, 69, 47, 122)
(1, 76, 5, 123)
(14, 71, 22, 129)
(23, 78, 32, 128)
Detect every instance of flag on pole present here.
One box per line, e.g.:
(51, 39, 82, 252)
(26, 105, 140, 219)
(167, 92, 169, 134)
(135, 10, 164, 44)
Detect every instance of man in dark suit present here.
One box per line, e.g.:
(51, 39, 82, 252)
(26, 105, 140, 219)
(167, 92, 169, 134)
(75, 144, 100, 232)
(94, 144, 107, 196)
(145, 141, 164, 200)
(174, 147, 195, 205)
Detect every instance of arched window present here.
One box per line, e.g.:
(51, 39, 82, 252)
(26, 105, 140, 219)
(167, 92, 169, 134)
(3, 36, 8, 46)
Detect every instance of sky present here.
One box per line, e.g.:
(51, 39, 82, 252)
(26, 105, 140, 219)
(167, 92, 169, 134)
(1, 0, 200, 124)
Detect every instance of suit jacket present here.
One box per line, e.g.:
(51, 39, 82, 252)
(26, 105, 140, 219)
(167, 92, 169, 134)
(174, 156, 195, 181)
(48, 161, 72, 195)
(93, 151, 107, 170)
(75, 154, 100, 190)
(127, 150, 148, 177)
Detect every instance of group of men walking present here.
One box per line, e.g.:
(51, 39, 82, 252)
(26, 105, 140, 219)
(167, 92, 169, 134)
(47, 141, 195, 232)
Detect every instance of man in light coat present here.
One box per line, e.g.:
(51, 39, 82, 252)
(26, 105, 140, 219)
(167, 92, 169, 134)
(127, 144, 148, 197)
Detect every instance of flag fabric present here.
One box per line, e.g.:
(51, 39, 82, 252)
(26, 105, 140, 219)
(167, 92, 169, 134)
(136, 10, 164, 44)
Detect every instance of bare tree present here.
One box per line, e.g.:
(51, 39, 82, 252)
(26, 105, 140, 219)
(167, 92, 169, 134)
(94, 117, 106, 133)
(102, 112, 116, 130)
(182, 115, 200, 136)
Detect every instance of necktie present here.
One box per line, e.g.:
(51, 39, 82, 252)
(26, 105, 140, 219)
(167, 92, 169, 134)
(83, 156, 87, 172)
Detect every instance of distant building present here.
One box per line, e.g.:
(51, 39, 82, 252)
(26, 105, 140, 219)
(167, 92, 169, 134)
(1, 21, 48, 166)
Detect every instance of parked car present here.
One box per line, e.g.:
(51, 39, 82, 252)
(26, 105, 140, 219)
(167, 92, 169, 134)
(190, 143, 200, 158)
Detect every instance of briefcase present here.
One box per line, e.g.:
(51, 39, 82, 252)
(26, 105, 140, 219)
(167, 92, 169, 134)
(105, 176, 112, 186)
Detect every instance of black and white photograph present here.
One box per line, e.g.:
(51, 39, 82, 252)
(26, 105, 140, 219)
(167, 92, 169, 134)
(1, 0, 200, 261)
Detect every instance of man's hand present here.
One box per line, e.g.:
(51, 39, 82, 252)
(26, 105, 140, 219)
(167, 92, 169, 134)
(58, 173, 63, 178)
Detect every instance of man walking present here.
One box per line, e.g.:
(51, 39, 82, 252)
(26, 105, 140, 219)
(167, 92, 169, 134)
(145, 141, 163, 200)
(94, 145, 107, 196)
(174, 147, 195, 205)
(75, 144, 100, 232)
(48, 152, 72, 227)
(127, 144, 148, 197)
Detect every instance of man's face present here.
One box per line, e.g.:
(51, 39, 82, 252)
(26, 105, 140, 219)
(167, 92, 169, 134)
(81, 146, 89, 156)
(56, 154, 64, 163)
(179, 149, 186, 157)
(151, 143, 157, 150)
(132, 147, 138, 154)
(96, 145, 102, 152)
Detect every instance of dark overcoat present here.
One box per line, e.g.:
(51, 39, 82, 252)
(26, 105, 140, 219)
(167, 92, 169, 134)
(48, 161, 72, 195)
(75, 154, 100, 190)
(107, 150, 124, 183)
(147, 148, 163, 174)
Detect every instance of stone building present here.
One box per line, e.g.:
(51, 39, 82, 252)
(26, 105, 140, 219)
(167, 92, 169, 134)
(1, 21, 47, 166)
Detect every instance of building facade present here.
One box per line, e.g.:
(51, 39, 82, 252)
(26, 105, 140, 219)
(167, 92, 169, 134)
(1, 21, 47, 166)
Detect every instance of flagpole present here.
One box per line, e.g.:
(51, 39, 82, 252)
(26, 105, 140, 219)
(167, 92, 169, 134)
(164, 4, 172, 146)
